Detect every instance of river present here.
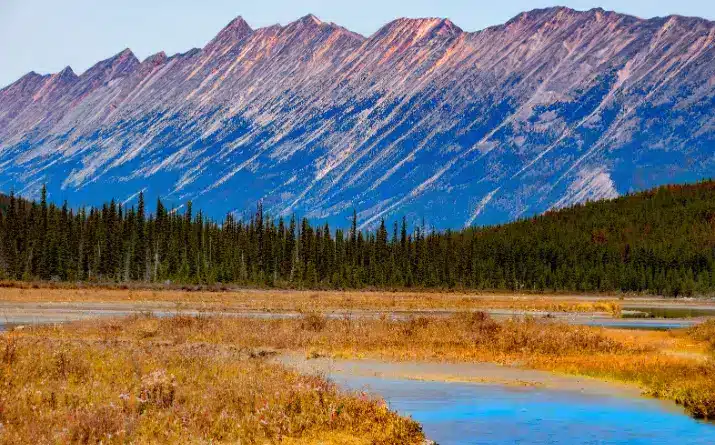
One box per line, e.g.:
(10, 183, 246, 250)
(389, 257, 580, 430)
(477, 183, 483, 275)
(281, 355, 715, 445)
(340, 376, 715, 444)
(2, 303, 715, 443)
(0, 301, 707, 331)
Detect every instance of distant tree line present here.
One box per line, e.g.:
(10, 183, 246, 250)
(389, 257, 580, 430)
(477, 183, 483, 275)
(1, 181, 714, 296)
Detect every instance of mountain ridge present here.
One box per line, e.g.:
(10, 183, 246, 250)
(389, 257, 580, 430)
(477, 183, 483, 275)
(1, 7, 713, 228)
(7, 7, 713, 85)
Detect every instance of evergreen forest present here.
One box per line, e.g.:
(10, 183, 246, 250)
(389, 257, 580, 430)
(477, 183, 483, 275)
(1, 181, 714, 296)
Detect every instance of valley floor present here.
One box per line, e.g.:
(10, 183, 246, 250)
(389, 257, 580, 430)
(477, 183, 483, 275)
(1, 285, 714, 443)
(0, 282, 700, 312)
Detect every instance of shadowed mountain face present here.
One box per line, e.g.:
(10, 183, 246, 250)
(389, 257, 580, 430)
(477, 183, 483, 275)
(1, 7, 713, 228)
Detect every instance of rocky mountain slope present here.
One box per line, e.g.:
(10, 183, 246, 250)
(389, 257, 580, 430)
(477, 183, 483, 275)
(1, 7, 713, 228)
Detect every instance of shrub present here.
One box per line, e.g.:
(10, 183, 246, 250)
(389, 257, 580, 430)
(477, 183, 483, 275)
(300, 312, 328, 332)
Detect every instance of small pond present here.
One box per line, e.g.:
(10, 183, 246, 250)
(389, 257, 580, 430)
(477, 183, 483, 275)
(624, 306, 715, 319)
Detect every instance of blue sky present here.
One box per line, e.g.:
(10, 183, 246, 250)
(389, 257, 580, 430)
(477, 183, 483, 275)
(1, 0, 713, 88)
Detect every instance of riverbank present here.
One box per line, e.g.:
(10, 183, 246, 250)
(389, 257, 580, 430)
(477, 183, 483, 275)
(13, 312, 715, 420)
(0, 300, 704, 334)
(277, 353, 644, 398)
(0, 284, 629, 313)
(279, 355, 715, 444)
(5, 285, 715, 320)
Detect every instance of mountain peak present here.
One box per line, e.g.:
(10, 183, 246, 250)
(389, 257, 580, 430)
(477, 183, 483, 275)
(282, 14, 365, 42)
(19, 71, 42, 81)
(104, 48, 140, 68)
(395, 17, 460, 30)
(0, 71, 47, 93)
(220, 16, 253, 36)
(34, 66, 78, 94)
(144, 51, 167, 62)
(57, 66, 78, 80)
(117, 48, 135, 58)
(142, 51, 168, 68)
(505, 6, 642, 26)
(79, 48, 139, 85)
(206, 16, 253, 50)
(285, 14, 328, 31)
(112, 48, 139, 66)
(298, 14, 323, 26)
(373, 17, 463, 43)
(103, 48, 139, 66)
(429, 18, 462, 35)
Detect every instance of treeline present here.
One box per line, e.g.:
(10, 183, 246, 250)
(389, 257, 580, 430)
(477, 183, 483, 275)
(1, 181, 714, 296)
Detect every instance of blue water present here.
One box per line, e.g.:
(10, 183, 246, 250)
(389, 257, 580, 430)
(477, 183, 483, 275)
(336, 376, 715, 444)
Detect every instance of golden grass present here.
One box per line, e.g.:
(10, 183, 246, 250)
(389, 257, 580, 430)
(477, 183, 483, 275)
(688, 320, 715, 354)
(0, 330, 424, 444)
(605, 328, 712, 357)
(528, 353, 715, 419)
(0, 285, 623, 315)
(26, 311, 715, 420)
(33, 312, 637, 361)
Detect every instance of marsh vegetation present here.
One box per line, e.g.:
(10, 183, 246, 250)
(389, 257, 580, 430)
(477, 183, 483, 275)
(0, 321, 424, 444)
(9, 310, 714, 425)
(0, 285, 627, 316)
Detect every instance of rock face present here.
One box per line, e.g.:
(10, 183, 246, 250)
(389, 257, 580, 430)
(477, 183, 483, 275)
(1, 7, 713, 228)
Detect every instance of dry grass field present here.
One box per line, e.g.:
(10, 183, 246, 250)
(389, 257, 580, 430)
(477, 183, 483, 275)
(9, 312, 715, 422)
(0, 283, 623, 315)
(1, 284, 714, 443)
(687, 320, 715, 353)
(0, 326, 424, 444)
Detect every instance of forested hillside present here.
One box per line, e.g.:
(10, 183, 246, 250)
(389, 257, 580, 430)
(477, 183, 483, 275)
(1, 181, 714, 296)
